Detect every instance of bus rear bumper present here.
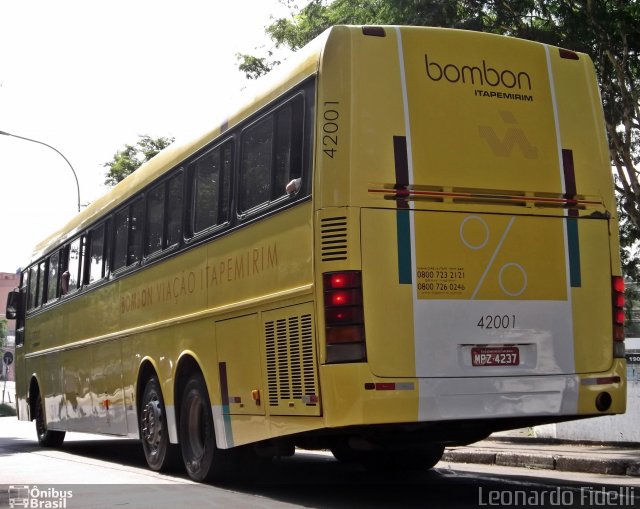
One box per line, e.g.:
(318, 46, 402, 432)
(418, 374, 578, 422)
(321, 360, 626, 428)
(419, 360, 626, 422)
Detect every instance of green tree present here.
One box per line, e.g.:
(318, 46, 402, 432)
(104, 135, 175, 187)
(244, 0, 639, 278)
(237, 52, 281, 80)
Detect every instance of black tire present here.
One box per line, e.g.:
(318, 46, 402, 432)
(34, 393, 65, 448)
(179, 373, 256, 482)
(139, 377, 180, 472)
(180, 374, 229, 482)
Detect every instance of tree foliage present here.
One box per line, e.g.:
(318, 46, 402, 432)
(244, 0, 639, 277)
(104, 135, 175, 187)
(237, 52, 281, 80)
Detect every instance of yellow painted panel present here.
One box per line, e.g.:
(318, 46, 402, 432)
(350, 28, 407, 204)
(360, 208, 415, 377)
(225, 415, 271, 447)
(216, 315, 265, 416)
(572, 220, 615, 373)
(91, 339, 127, 434)
(320, 364, 418, 427)
(316, 25, 352, 208)
(577, 359, 626, 415)
(414, 212, 567, 301)
(39, 353, 64, 430)
(401, 28, 561, 193)
(60, 347, 92, 431)
(550, 52, 614, 209)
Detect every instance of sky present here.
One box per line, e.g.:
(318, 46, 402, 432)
(0, 0, 295, 273)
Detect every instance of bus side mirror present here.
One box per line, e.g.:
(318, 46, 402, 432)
(6, 290, 22, 320)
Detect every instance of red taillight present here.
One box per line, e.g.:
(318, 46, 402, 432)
(326, 272, 361, 289)
(326, 289, 362, 308)
(613, 276, 625, 293)
(323, 271, 366, 363)
(612, 276, 625, 346)
(325, 307, 364, 325)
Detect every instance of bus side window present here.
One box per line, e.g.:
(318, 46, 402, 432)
(128, 198, 144, 265)
(66, 238, 82, 292)
(192, 142, 232, 234)
(240, 96, 303, 212)
(113, 199, 145, 270)
(275, 100, 303, 196)
(113, 208, 129, 271)
(166, 172, 184, 247)
(37, 261, 47, 307)
(26, 265, 38, 311)
(146, 183, 165, 256)
(147, 171, 184, 254)
(47, 250, 60, 302)
(88, 224, 106, 283)
(240, 117, 273, 211)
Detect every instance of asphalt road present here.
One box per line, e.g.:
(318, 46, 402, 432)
(0, 417, 638, 509)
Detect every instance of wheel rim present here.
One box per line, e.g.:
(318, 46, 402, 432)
(141, 396, 163, 453)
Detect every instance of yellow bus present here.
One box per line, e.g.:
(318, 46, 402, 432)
(6, 25, 626, 481)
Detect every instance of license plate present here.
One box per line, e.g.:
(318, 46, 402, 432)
(472, 346, 520, 366)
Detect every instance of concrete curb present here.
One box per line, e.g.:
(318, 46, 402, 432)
(443, 447, 640, 477)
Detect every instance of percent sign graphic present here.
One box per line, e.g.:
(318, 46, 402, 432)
(459, 215, 527, 299)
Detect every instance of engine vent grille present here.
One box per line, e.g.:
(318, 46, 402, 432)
(320, 216, 348, 261)
(264, 308, 320, 416)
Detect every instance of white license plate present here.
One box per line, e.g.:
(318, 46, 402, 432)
(472, 346, 520, 366)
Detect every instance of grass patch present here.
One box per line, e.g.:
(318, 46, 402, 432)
(0, 403, 16, 417)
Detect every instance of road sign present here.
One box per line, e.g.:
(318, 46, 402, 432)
(3, 351, 13, 366)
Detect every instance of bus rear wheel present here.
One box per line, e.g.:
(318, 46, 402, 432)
(140, 377, 179, 471)
(179, 374, 219, 481)
(34, 393, 65, 448)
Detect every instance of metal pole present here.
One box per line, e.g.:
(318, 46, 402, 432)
(0, 130, 81, 212)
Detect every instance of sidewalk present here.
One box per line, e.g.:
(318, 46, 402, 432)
(444, 432, 640, 477)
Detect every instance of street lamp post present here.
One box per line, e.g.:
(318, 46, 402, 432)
(0, 130, 81, 213)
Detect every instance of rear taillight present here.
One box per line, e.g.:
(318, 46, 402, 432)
(612, 276, 626, 357)
(323, 271, 366, 363)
